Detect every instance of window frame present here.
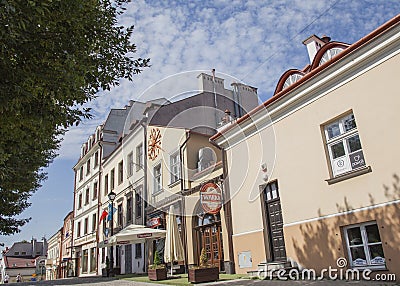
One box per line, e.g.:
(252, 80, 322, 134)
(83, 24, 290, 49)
(343, 221, 386, 269)
(118, 160, 124, 185)
(104, 174, 109, 196)
(136, 144, 143, 172)
(126, 196, 133, 224)
(153, 163, 162, 195)
(135, 188, 142, 219)
(117, 203, 123, 227)
(323, 112, 366, 178)
(110, 169, 115, 190)
(127, 152, 134, 177)
(85, 188, 90, 205)
(169, 151, 180, 184)
(86, 159, 91, 176)
(92, 182, 98, 201)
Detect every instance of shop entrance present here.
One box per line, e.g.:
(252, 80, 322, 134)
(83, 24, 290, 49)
(195, 213, 224, 270)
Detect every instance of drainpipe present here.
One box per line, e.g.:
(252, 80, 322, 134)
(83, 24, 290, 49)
(71, 163, 77, 277)
(208, 139, 235, 274)
(140, 118, 148, 272)
(179, 131, 191, 272)
(95, 141, 103, 276)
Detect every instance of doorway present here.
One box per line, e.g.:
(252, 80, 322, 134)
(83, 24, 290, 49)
(195, 213, 224, 270)
(263, 181, 287, 262)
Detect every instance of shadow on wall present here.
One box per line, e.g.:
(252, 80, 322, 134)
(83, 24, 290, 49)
(290, 173, 400, 279)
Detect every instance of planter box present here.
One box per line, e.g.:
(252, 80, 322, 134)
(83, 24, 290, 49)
(188, 267, 219, 283)
(148, 268, 167, 281)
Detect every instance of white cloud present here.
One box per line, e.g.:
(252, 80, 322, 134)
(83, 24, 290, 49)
(59, 0, 400, 160)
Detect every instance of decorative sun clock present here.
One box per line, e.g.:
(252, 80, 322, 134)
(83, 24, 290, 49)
(148, 128, 162, 160)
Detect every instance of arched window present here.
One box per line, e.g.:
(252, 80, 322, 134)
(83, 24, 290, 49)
(319, 47, 344, 65)
(282, 73, 303, 90)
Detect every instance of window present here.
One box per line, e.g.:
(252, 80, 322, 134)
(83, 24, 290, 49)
(117, 204, 123, 227)
(90, 247, 96, 272)
(344, 222, 385, 268)
(79, 166, 84, 181)
(118, 161, 123, 185)
(77, 221, 81, 237)
(324, 113, 365, 177)
(92, 213, 97, 233)
(78, 193, 83, 209)
(104, 174, 109, 196)
(136, 144, 143, 171)
(170, 152, 180, 184)
(101, 248, 105, 264)
(94, 151, 99, 168)
(319, 47, 344, 66)
(84, 217, 89, 235)
(86, 159, 91, 176)
(126, 197, 133, 223)
(283, 73, 303, 89)
(110, 169, 115, 190)
(135, 243, 142, 258)
(14, 252, 19, 255)
(135, 189, 142, 219)
(82, 249, 88, 273)
(85, 188, 89, 205)
(153, 164, 162, 194)
(127, 152, 134, 177)
(92, 182, 98, 200)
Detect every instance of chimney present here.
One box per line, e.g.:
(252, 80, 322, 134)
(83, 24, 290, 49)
(302, 34, 329, 64)
(31, 238, 37, 257)
(197, 72, 225, 95)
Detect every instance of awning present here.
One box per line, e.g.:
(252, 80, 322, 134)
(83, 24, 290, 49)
(98, 224, 166, 248)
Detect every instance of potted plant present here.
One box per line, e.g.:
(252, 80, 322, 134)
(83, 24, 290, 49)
(188, 248, 219, 283)
(148, 251, 167, 281)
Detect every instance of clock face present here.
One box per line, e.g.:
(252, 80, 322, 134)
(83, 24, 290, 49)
(148, 128, 162, 160)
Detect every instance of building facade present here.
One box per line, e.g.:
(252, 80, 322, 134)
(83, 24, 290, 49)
(212, 15, 400, 280)
(60, 211, 74, 278)
(46, 229, 62, 280)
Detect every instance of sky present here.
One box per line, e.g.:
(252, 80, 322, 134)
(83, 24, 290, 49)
(1, 0, 400, 248)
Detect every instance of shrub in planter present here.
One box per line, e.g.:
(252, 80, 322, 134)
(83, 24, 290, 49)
(148, 251, 167, 281)
(188, 248, 219, 283)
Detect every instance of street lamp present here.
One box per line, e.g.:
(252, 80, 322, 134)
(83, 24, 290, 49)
(108, 191, 116, 276)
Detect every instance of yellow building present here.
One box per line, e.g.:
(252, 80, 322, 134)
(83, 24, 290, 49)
(212, 15, 400, 281)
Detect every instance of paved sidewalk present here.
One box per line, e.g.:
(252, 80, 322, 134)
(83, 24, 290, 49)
(7, 276, 399, 286)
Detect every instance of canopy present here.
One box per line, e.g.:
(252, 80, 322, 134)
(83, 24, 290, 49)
(164, 205, 185, 276)
(99, 224, 166, 248)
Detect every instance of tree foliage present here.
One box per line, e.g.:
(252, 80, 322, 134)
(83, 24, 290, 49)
(0, 0, 149, 235)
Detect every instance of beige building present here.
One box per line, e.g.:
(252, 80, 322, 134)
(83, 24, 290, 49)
(146, 125, 235, 273)
(212, 15, 400, 280)
(46, 229, 62, 280)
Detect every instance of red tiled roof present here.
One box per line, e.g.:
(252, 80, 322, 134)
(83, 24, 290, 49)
(4, 256, 36, 268)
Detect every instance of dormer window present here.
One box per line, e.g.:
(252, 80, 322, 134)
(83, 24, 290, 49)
(319, 47, 344, 66)
(283, 73, 303, 90)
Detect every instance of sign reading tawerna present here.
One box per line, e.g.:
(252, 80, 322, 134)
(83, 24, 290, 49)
(200, 182, 222, 214)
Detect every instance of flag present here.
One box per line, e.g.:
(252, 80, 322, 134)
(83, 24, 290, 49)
(99, 209, 108, 224)
(107, 203, 117, 221)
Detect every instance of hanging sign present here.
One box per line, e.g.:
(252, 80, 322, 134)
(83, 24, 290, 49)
(200, 182, 222, 214)
(147, 217, 161, 228)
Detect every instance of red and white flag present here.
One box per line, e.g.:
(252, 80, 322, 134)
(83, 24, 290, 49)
(99, 209, 108, 224)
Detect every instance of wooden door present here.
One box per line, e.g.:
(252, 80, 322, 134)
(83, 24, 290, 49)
(201, 224, 223, 270)
(263, 181, 287, 262)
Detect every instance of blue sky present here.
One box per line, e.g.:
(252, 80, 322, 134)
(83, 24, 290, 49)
(1, 0, 399, 248)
